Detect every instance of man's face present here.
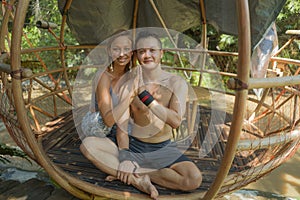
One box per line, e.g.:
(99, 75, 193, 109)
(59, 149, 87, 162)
(136, 37, 163, 70)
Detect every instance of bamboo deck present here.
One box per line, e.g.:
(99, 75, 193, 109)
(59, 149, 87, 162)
(40, 105, 266, 196)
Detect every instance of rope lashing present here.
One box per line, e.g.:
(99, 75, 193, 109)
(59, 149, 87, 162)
(10, 69, 23, 80)
(10, 68, 33, 80)
(227, 78, 248, 90)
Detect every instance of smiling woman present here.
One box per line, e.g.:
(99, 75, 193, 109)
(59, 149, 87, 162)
(79, 31, 134, 140)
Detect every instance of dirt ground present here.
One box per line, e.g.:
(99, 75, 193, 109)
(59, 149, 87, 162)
(245, 148, 300, 198)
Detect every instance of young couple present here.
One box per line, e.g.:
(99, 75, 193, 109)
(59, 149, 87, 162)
(80, 30, 202, 199)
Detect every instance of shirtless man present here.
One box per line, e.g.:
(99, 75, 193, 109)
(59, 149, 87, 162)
(115, 31, 202, 197)
(81, 31, 202, 199)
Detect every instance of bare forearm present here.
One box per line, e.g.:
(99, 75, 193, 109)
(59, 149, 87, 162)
(149, 100, 182, 128)
(138, 89, 183, 128)
(116, 127, 129, 150)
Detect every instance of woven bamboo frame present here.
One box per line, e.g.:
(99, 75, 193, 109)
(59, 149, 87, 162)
(0, 0, 299, 199)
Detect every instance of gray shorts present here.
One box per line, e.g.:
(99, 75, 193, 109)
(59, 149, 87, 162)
(107, 133, 191, 169)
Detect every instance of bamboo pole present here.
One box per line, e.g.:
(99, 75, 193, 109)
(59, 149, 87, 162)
(21, 44, 99, 54)
(10, 1, 90, 199)
(30, 104, 54, 118)
(199, 0, 207, 26)
(293, 95, 298, 124)
(203, 0, 251, 199)
(0, 0, 15, 52)
(149, 0, 191, 80)
(0, 63, 32, 78)
(21, 67, 79, 81)
(285, 30, 300, 35)
(198, 0, 207, 86)
(272, 36, 297, 57)
(25, 87, 71, 105)
(29, 105, 41, 132)
(59, 0, 73, 101)
(248, 88, 270, 120)
(149, 0, 173, 43)
(270, 56, 300, 66)
(237, 129, 300, 151)
(248, 75, 300, 89)
(162, 65, 237, 77)
(60, 0, 73, 47)
(132, 0, 139, 40)
(165, 48, 238, 55)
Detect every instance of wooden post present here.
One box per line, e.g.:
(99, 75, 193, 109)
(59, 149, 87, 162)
(203, 0, 251, 199)
(198, 0, 207, 86)
(132, 0, 139, 40)
(11, 0, 90, 199)
(58, 0, 73, 103)
(0, 0, 15, 52)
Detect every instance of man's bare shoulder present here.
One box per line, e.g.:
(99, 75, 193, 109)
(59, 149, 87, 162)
(161, 70, 187, 88)
(160, 65, 184, 80)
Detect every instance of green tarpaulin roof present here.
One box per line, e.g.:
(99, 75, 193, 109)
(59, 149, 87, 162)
(58, 0, 286, 49)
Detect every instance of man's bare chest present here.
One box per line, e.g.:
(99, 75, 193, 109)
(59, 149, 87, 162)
(132, 84, 172, 112)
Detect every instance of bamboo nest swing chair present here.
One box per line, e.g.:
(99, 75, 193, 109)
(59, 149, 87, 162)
(0, 0, 300, 199)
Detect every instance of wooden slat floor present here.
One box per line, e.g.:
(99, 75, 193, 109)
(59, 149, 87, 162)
(40, 105, 266, 197)
(39, 105, 264, 198)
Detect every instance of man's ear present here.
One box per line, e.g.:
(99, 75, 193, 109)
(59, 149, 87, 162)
(160, 50, 164, 59)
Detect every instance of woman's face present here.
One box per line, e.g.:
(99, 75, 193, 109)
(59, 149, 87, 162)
(109, 35, 133, 67)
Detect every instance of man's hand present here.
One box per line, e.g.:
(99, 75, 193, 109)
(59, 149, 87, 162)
(117, 160, 139, 184)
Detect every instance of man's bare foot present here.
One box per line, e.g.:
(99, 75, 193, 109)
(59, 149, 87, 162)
(132, 174, 159, 200)
(105, 174, 158, 199)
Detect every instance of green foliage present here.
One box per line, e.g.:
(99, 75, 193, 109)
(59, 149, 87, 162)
(21, 0, 79, 73)
(0, 143, 31, 164)
(275, 0, 300, 75)
(217, 35, 238, 52)
(276, 0, 300, 32)
(182, 1, 299, 83)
